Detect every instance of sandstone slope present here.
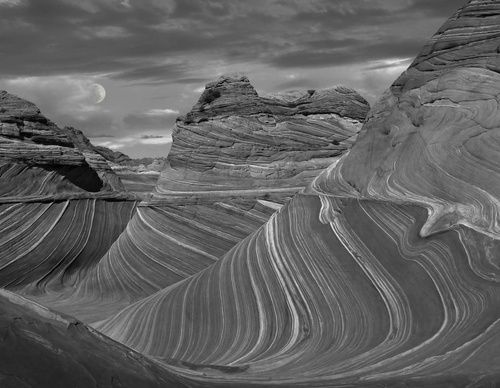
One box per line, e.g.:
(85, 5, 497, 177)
(0, 92, 138, 299)
(95, 1, 500, 386)
(37, 75, 369, 322)
(0, 289, 189, 387)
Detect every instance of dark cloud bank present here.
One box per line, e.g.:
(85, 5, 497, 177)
(0, 0, 464, 84)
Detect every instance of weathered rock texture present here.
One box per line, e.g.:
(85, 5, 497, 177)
(0, 93, 139, 309)
(94, 1, 500, 386)
(0, 76, 371, 385)
(159, 74, 368, 193)
(0, 91, 124, 197)
(41, 75, 369, 322)
(0, 289, 188, 387)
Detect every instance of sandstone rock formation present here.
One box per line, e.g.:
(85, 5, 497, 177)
(159, 73, 368, 193)
(94, 1, 500, 386)
(8, 2, 500, 386)
(0, 289, 187, 387)
(0, 92, 138, 302)
(0, 91, 125, 197)
(0, 77, 370, 384)
(36, 75, 369, 322)
(95, 144, 133, 165)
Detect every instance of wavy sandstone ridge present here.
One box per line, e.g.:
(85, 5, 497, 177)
(96, 1, 500, 386)
(31, 76, 368, 322)
(336, 0, 500, 239)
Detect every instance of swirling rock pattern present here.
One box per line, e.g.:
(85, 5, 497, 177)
(337, 0, 500, 239)
(0, 200, 137, 294)
(33, 75, 368, 323)
(95, 1, 500, 386)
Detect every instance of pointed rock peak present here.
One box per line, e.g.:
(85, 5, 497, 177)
(0, 90, 48, 123)
(394, 0, 500, 93)
(185, 73, 265, 122)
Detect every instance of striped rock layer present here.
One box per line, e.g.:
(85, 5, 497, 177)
(95, 1, 500, 386)
(28, 77, 368, 323)
(158, 74, 368, 193)
(0, 92, 139, 314)
(0, 91, 124, 198)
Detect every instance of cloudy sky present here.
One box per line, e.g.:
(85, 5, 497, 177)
(0, 0, 464, 158)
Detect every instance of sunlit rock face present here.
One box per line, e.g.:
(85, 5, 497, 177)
(336, 0, 500, 239)
(96, 1, 500, 386)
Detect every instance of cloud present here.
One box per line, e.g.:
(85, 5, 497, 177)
(145, 108, 180, 116)
(92, 134, 172, 158)
(140, 135, 165, 139)
(0, 0, 466, 157)
(139, 136, 171, 145)
(0, 0, 463, 85)
(123, 108, 179, 130)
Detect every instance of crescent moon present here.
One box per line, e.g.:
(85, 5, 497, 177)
(89, 84, 106, 104)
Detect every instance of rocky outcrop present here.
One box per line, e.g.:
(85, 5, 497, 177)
(0, 289, 187, 387)
(95, 1, 500, 386)
(0, 91, 125, 197)
(95, 145, 133, 165)
(0, 93, 138, 303)
(159, 73, 369, 193)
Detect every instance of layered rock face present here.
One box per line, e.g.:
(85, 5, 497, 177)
(42, 75, 369, 322)
(95, 1, 500, 386)
(158, 74, 368, 193)
(335, 0, 500, 240)
(0, 77, 371, 385)
(0, 93, 138, 300)
(0, 91, 124, 197)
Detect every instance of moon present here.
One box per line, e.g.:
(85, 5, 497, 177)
(89, 84, 106, 104)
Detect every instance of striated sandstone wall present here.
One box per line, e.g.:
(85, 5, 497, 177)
(95, 1, 500, 386)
